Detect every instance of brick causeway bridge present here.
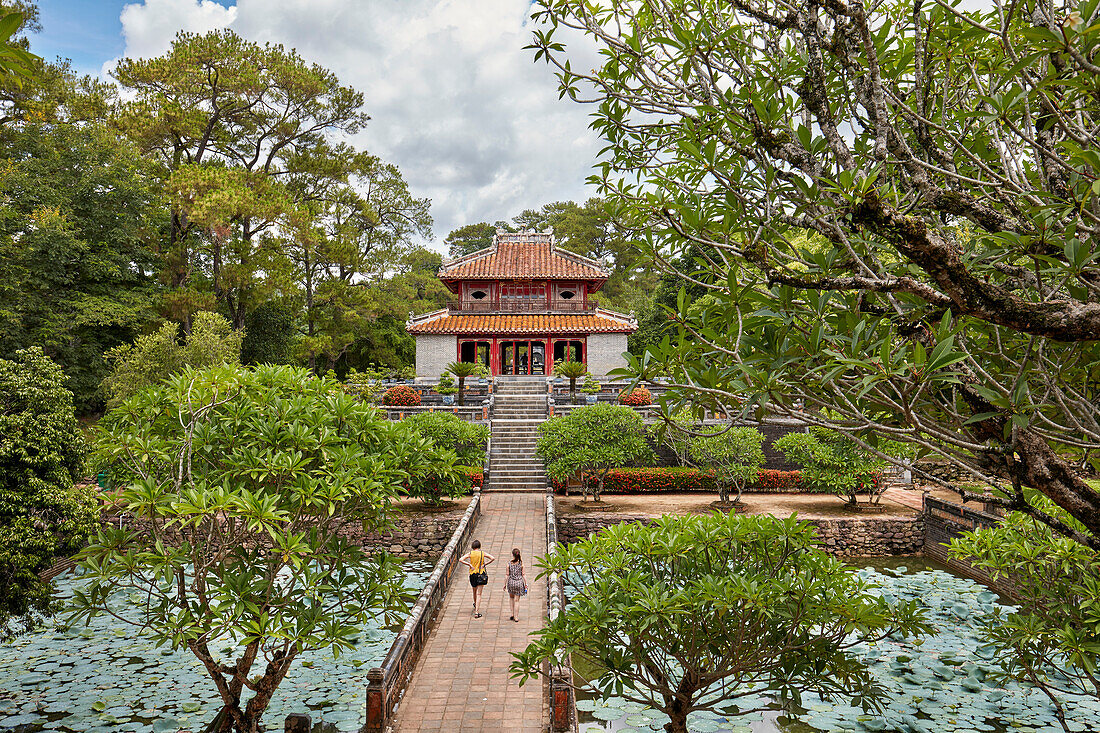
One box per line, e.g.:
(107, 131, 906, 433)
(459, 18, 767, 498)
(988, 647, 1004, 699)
(389, 377, 554, 732)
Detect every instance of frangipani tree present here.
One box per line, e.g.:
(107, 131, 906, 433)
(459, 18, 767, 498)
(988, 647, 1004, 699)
(950, 495, 1100, 731)
(536, 403, 655, 502)
(512, 513, 931, 733)
(71, 365, 445, 732)
(686, 424, 766, 507)
(776, 428, 910, 508)
(529, 0, 1100, 547)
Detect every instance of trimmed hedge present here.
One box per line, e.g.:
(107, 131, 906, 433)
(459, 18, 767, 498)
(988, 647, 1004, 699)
(552, 467, 803, 494)
(754, 469, 803, 491)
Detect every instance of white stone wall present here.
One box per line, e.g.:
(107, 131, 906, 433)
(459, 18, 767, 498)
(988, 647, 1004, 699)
(586, 333, 629, 375)
(415, 334, 457, 378)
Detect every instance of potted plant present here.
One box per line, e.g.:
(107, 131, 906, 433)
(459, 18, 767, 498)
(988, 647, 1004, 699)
(444, 361, 488, 406)
(581, 373, 601, 404)
(383, 384, 421, 406)
(436, 372, 458, 405)
(618, 386, 652, 406)
(554, 359, 588, 404)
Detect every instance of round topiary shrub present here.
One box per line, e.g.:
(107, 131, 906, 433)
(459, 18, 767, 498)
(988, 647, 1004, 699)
(618, 387, 652, 406)
(383, 384, 421, 406)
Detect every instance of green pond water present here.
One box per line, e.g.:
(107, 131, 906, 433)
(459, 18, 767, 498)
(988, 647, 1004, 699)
(0, 560, 434, 733)
(574, 558, 1100, 733)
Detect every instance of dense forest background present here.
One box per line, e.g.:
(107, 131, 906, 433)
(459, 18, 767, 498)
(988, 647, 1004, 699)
(0, 2, 669, 414)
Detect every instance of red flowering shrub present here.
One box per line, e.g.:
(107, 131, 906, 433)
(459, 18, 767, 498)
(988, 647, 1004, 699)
(459, 466, 484, 489)
(618, 387, 652, 406)
(383, 384, 421, 406)
(751, 469, 803, 491)
(552, 467, 805, 494)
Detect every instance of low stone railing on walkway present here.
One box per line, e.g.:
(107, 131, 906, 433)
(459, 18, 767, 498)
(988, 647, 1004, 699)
(545, 494, 576, 732)
(365, 492, 482, 732)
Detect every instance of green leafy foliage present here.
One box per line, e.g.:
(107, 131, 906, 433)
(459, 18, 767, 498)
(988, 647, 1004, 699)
(241, 300, 296, 365)
(71, 364, 445, 731)
(775, 428, 908, 506)
(444, 361, 486, 405)
(529, 0, 1100, 546)
(686, 424, 766, 505)
(0, 347, 96, 639)
(435, 372, 457, 396)
(0, 120, 162, 411)
(405, 411, 488, 466)
(444, 222, 496, 258)
(0, 11, 40, 88)
(511, 513, 931, 733)
(536, 403, 655, 502)
(101, 311, 242, 408)
(950, 494, 1100, 729)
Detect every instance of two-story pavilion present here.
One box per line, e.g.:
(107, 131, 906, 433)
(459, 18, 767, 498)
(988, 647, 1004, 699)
(407, 230, 637, 378)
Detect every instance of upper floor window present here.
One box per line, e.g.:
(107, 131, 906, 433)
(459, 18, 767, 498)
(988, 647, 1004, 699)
(501, 283, 545, 300)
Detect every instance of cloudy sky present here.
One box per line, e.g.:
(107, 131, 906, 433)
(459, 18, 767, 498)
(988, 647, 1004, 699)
(32, 0, 602, 251)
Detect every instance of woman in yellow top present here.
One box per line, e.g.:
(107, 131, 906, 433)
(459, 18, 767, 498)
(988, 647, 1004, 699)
(459, 539, 495, 618)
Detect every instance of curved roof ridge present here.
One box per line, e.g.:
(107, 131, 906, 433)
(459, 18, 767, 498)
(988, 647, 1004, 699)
(437, 229, 609, 281)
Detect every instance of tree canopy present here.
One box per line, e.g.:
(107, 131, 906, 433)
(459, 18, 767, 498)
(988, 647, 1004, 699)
(536, 403, 656, 501)
(530, 0, 1100, 547)
(0, 348, 97, 638)
(512, 513, 931, 733)
(73, 365, 439, 731)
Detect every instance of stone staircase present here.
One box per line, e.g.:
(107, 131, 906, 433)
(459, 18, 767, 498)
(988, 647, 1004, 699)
(485, 377, 548, 492)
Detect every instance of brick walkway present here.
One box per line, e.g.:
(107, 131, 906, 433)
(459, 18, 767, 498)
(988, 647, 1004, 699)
(392, 492, 548, 733)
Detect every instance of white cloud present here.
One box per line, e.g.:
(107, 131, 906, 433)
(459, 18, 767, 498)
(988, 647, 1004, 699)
(119, 0, 238, 58)
(114, 0, 604, 250)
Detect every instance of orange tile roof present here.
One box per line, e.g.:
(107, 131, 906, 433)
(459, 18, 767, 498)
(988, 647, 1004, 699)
(439, 231, 609, 281)
(407, 310, 637, 335)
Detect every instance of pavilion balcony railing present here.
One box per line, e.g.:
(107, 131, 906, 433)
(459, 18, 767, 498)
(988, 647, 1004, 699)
(447, 299, 593, 313)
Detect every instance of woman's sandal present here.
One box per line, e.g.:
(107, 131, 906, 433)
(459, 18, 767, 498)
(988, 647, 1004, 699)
(474, 613, 482, 618)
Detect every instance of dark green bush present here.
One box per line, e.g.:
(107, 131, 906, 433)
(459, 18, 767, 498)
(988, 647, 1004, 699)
(405, 412, 489, 465)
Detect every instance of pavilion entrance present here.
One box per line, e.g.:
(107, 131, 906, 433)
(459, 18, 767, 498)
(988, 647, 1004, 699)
(500, 340, 546, 375)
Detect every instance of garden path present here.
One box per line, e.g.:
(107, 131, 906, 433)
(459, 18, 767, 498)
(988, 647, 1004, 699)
(391, 491, 548, 733)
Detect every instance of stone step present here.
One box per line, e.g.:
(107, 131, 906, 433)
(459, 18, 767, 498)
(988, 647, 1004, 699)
(484, 484, 547, 490)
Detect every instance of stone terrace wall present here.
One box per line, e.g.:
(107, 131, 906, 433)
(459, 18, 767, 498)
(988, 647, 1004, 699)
(97, 510, 464, 560)
(557, 511, 922, 557)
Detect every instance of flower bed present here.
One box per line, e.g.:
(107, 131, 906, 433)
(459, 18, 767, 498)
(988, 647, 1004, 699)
(552, 467, 803, 494)
(383, 384, 421, 406)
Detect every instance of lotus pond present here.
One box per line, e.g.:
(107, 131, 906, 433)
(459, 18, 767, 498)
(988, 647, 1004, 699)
(0, 560, 434, 733)
(574, 558, 1100, 733)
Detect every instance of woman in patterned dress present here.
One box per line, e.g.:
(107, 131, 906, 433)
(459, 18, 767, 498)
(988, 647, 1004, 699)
(504, 547, 528, 622)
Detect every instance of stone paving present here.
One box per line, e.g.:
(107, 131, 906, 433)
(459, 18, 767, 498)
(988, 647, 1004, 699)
(881, 485, 927, 512)
(391, 491, 549, 733)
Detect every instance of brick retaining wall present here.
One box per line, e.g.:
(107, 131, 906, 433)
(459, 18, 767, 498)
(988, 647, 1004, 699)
(557, 511, 923, 557)
(922, 497, 1018, 599)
